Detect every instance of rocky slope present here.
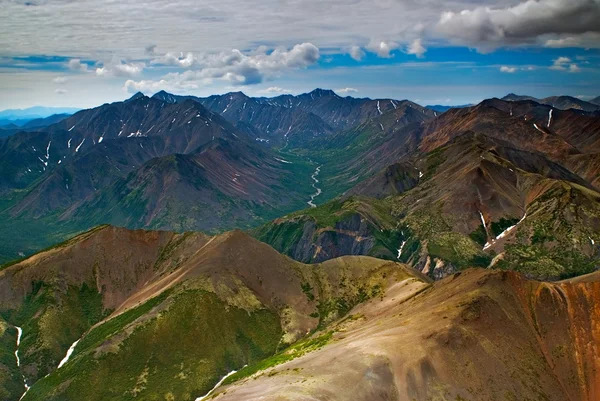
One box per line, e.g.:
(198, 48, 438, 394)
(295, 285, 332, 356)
(210, 268, 600, 401)
(254, 100, 600, 280)
(0, 226, 411, 401)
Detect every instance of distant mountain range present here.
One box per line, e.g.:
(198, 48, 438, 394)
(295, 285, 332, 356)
(502, 93, 600, 112)
(0, 106, 80, 120)
(425, 104, 473, 113)
(0, 89, 598, 283)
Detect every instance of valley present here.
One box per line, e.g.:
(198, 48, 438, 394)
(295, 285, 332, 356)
(0, 88, 599, 401)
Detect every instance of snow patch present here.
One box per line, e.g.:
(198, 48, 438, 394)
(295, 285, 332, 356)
(397, 240, 407, 259)
(75, 138, 85, 153)
(67, 138, 72, 148)
(195, 367, 246, 401)
(379, 123, 384, 131)
(274, 157, 291, 164)
(533, 123, 544, 133)
(98, 136, 103, 143)
(377, 101, 382, 115)
(68, 125, 75, 132)
(547, 109, 553, 128)
(58, 339, 80, 369)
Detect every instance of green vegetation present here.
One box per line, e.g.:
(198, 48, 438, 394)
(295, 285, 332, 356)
(0, 281, 106, 381)
(0, 321, 23, 401)
(23, 289, 282, 401)
(222, 331, 334, 385)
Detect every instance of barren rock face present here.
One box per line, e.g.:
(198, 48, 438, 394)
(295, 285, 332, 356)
(212, 269, 600, 401)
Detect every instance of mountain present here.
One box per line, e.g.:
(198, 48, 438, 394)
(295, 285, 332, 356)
(0, 225, 413, 400)
(151, 89, 429, 148)
(591, 95, 600, 105)
(210, 268, 600, 401)
(253, 99, 600, 280)
(425, 104, 472, 113)
(502, 93, 600, 112)
(0, 95, 317, 262)
(1, 226, 598, 401)
(0, 106, 80, 120)
(20, 114, 71, 130)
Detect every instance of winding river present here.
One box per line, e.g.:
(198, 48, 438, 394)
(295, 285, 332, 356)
(307, 165, 322, 208)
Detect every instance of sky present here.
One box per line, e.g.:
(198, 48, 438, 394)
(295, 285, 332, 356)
(1, 0, 599, 109)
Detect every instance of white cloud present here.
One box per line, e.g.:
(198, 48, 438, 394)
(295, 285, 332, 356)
(52, 76, 68, 84)
(406, 38, 427, 58)
(151, 52, 196, 68)
(68, 59, 89, 72)
(549, 56, 581, 72)
(437, 0, 600, 51)
(349, 45, 365, 61)
(500, 66, 516, 73)
(96, 62, 145, 77)
(125, 43, 320, 93)
(335, 87, 358, 94)
(258, 86, 291, 94)
(367, 40, 399, 58)
(55, 88, 68, 94)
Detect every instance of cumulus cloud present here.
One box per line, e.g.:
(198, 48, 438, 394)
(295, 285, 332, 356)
(258, 86, 291, 94)
(500, 66, 516, 73)
(367, 40, 399, 58)
(55, 88, 68, 94)
(335, 87, 358, 94)
(68, 59, 89, 72)
(549, 56, 581, 72)
(52, 76, 68, 84)
(349, 45, 365, 61)
(96, 61, 145, 77)
(125, 43, 320, 93)
(152, 52, 196, 68)
(406, 38, 426, 58)
(437, 0, 600, 51)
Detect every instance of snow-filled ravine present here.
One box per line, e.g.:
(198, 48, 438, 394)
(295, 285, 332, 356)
(14, 326, 30, 400)
(307, 165, 323, 208)
(195, 367, 246, 401)
(57, 338, 81, 369)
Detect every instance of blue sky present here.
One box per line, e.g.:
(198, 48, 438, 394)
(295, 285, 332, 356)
(1, 0, 599, 109)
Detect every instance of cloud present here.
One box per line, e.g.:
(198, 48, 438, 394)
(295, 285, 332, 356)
(549, 56, 581, 72)
(437, 0, 600, 51)
(52, 76, 68, 84)
(406, 38, 426, 58)
(125, 43, 320, 93)
(335, 87, 358, 94)
(544, 32, 600, 48)
(151, 52, 196, 68)
(145, 44, 157, 55)
(258, 86, 291, 94)
(55, 88, 67, 94)
(500, 66, 516, 73)
(366, 40, 399, 58)
(349, 45, 365, 61)
(68, 59, 89, 72)
(96, 61, 145, 77)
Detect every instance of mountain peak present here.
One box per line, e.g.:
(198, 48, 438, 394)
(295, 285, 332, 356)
(152, 90, 178, 103)
(309, 88, 336, 97)
(125, 91, 146, 102)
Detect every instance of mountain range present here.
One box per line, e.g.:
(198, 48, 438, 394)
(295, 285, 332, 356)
(1, 88, 599, 400)
(0, 226, 598, 401)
